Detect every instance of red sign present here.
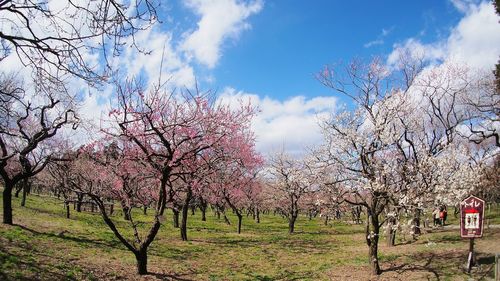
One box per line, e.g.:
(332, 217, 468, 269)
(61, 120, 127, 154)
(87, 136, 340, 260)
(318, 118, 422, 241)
(460, 195, 485, 238)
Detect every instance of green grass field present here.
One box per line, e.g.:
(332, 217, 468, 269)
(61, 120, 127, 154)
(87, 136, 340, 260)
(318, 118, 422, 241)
(1, 193, 499, 280)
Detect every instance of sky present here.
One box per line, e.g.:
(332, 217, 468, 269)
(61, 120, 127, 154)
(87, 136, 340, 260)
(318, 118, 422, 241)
(4, 0, 500, 156)
(86, 0, 500, 155)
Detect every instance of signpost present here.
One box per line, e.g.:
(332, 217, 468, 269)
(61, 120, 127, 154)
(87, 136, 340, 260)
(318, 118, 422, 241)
(460, 195, 485, 273)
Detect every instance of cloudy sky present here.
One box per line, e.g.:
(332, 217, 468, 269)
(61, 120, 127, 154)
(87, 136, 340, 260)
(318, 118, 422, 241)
(89, 0, 500, 155)
(7, 0, 500, 156)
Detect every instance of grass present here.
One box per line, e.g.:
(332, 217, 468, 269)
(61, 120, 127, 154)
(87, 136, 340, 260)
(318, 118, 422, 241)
(0, 192, 499, 280)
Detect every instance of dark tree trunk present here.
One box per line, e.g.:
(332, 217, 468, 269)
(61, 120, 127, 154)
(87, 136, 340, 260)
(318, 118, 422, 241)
(352, 206, 362, 224)
(366, 212, 381, 275)
(14, 184, 22, 198)
(289, 214, 297, 234)
(65, 201, 70, 219)
(180, 189, 192, 241)
(181, 204, 189, 241)
(412, 209, 421, 240)
(76, 194, 83, 212)
(143, 206, 147, 215)
(256, 208, 260, 223)
(135, 250, 148, 275)
(201, 206, 206, 221)
(3, 184, 13, 224)
(237, 213, 243, 234)
(20, 179, 30, 207)
(121, 201, 131, 221)
(368, 236, 380, 275)
(172, 209, 180, 228)
(324, 215, 329, 226)
(223, 212, 231, 225)
(191, 205, 195, 216)
(199, 200, 207, 221)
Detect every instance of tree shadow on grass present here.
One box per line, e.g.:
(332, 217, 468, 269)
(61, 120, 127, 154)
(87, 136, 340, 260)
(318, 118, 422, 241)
(382, 250, 496, 280)
(382, 252, 440, 280)
(0, 241, 82, 280)
(13, 223, 124, 250)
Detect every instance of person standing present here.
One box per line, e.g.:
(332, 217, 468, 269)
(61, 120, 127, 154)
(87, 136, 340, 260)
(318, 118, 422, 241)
(432, 207, 440, 226)
(442, 206, 448, 226)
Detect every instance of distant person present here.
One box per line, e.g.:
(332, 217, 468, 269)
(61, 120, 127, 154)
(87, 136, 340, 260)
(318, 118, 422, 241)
(439, 207, 445, 226)
(432, 207, 440, 226)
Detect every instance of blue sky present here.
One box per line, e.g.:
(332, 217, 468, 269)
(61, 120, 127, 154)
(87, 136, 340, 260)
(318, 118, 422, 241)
(139, 0, 496, 155)
(210, 1, 465, 99)
(99, 0, 499, 155)
(2, 0, 500, 154)
(4, 0, 493, 155)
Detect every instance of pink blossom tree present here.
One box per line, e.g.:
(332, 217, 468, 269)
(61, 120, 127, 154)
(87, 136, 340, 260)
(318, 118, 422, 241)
(84, 79, 259, 273)
(206, 131, 263, 234)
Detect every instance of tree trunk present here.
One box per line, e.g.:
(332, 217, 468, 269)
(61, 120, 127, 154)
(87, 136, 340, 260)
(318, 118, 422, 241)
(256, 208, 260, 223)
(289, 214, 297, 234)
(366, 213, 381, 275)
(14, 184, 22, 198)
(76, 194, 83, 212)
(223, 212, 231, 225)
(135, 249, 148, 275)
(172, 209, 180, 228)
(386, 216, 396, 247)
(199, 200, 207, 221)
(121, 201, 131, 221)
(368, 237, 381, 275)
(181, 205, 189, 241)
(180, 189, 192, 241)
(237, 213, 243, 234)
(412, 209, 421, 240)
(20, 180, 29, 207)
(65, 201, 70, 219)
(3, 184, 13, 224)
(143, 206, 147, 215)
(324, 215, 329, 226)
(201, 206, 206, 221)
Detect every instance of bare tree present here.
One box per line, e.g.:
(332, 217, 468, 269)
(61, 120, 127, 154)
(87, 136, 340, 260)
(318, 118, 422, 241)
(0, 73, 78, 224)
(0, 0, 159, 86)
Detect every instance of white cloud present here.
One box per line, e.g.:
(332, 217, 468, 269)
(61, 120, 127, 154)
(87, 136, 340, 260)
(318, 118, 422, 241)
(449, 0, 482, 14)
(446, 2, 500, 69)
(116, 27, 196, 89)
(387, 38, 446, 66)
(1, 1, 264, 136)
(388, 1, 500, 70)
(364, 39, 384, 48)
(364, 27, 394, 48)
(218, 87, 337, 156)
(181, 0, 263, 68)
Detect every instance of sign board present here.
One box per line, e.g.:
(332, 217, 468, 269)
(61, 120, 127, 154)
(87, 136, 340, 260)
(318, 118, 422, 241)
(460, 195, 485, 238)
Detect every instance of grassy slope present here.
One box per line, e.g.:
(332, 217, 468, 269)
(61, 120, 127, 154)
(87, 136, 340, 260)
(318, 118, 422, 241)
(0, 193, 499, 280)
